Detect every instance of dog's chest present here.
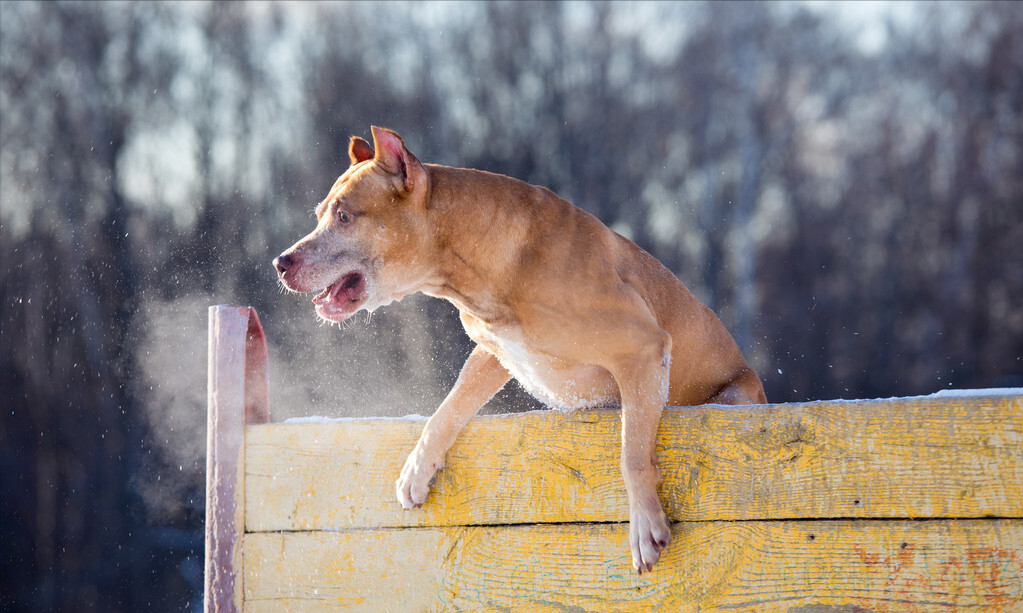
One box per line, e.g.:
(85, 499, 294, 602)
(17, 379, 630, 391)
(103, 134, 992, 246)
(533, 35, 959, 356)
(460, 313, 619, 411)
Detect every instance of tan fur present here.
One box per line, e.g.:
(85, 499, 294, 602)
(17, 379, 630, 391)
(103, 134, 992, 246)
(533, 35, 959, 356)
(275, 126, 767, 573)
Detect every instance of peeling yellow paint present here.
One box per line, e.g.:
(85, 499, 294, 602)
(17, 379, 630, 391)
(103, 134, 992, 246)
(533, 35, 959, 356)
(243, 520, 1023, 612)
(245, 395, 1022, 531)
(237, 394, 1023, 611)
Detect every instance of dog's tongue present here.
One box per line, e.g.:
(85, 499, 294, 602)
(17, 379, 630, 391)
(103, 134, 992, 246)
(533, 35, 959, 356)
(312, 272, 365, 306)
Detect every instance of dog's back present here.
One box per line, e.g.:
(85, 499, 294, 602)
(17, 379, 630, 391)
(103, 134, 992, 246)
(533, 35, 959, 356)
(423, 162, 766, 408)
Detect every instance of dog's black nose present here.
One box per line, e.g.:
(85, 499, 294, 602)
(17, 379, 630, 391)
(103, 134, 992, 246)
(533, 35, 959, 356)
(273, 254, 292, 275)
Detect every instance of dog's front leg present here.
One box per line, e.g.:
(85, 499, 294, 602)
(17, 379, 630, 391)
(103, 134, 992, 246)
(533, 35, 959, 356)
(612, 337, 674, 574)
(396, 344, 511, 509)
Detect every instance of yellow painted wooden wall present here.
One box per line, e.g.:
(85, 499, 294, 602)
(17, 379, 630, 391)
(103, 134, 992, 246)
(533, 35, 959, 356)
(235, 393, 1022, 612)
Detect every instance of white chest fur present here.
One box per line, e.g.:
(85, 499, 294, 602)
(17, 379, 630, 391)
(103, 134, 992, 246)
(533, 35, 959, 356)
(460, 313, 620, 411)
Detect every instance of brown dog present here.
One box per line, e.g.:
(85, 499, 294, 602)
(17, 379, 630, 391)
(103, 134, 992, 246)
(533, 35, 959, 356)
(274, 126, 766, 573)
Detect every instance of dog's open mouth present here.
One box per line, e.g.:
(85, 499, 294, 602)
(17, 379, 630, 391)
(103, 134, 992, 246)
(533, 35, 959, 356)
(311, 271, 367, 321)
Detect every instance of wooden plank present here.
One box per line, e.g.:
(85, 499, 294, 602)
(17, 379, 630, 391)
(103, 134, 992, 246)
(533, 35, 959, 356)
(245, 395, 1023, 531)
(242, 519, 1023, 613)
(205, 305, 270, 613)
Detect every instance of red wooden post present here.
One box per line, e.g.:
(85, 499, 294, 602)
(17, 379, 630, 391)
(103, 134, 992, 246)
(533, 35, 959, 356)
(205, 306, 269, 613)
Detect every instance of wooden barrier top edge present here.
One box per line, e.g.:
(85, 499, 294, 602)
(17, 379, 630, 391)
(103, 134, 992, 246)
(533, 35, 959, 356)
(264, 388, 1023, 426)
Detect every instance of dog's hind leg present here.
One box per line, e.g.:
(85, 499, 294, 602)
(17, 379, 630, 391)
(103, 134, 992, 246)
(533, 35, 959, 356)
(396, 345, 511, 509)
(708, 367, 767, 405)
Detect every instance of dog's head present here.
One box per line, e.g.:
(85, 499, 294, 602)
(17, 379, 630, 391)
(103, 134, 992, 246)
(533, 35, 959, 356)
(273, 126, 432, 323)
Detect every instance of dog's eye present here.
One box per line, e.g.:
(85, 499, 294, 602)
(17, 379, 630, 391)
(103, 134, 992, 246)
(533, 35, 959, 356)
(338, 210, 353, 224)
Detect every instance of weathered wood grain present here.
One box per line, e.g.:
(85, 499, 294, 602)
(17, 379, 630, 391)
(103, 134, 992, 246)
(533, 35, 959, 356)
(242, 518, 1023, 613)
(244, 395, 1023, 531)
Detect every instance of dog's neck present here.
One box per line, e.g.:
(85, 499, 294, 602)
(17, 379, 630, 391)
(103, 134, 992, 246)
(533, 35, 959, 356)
(416, 164, 534, 323)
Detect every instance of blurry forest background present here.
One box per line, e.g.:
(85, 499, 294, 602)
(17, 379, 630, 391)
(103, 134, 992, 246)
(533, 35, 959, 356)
(1, 1, 1021, 610)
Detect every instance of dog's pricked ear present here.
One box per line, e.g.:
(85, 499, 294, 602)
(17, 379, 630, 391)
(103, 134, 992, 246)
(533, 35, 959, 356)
(371, 126, 415, 192)
(349, 136, 374, 166)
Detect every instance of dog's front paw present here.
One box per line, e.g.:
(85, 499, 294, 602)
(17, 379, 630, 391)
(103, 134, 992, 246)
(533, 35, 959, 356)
(629, 496, 672, 574)
(395, 449, 443, 510)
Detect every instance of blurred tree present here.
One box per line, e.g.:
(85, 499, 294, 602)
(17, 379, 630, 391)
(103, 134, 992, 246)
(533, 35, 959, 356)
(1, 2, 173, 609)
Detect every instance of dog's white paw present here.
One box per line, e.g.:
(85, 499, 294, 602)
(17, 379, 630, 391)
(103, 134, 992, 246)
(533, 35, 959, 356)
(395, 449, 443, 510)
(629, 496, 672, 574)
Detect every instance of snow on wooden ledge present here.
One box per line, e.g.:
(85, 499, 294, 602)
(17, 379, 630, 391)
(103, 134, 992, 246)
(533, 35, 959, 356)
(206, 305, 1023, 612)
